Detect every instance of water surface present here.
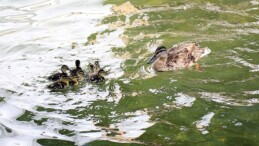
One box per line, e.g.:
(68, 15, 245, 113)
(0, 0, 259, 146)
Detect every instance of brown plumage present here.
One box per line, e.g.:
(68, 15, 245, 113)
(147, 43, 209, 71)
(70, 60, 84, 77)
(47, 76, 71, 90)
(47, 65, 70, 81)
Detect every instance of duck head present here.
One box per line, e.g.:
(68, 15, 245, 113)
(98, 68, 108, 77)
(94, 61, 100, 73)
(75, 60, 81, 69)
(77, 70, 85, 78)
(61, 65, 70, 73)
(147, 46, 168, 64)
(94, 61, 100, 68)
(89, 63, 94, 72)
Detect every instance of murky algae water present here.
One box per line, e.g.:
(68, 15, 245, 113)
(0, 0, 259, 145)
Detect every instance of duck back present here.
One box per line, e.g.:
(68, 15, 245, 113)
(47, 73, 67, 81)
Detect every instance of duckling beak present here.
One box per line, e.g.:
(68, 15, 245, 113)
(104, 71, 109, 75)
(147, 54, 157, 64)
(101, 69, 109, 75)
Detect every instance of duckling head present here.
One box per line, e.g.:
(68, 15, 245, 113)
(94, 61, 100, 68)
(94, 61, 100, 72)
(61, 65, 70, 73)
(77, 70, 85, 77)
(75, 60, 81, 68)
(147, 46, 168, 64)
(89, 63, 94, 72)
(98, 68, 108, 77)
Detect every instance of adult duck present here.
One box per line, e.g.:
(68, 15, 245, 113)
(147, 43, 210, 71)
(47, 65, 70, 81)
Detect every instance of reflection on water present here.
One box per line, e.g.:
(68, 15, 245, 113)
(0, 0, 259, 145)
(0, 0, 153, 145)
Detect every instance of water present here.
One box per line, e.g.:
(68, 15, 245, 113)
(0, 0, 259, 146)
(0, 0, 151, 145)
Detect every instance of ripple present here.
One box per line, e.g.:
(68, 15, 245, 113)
(200, 92, 259, 106)
(229, 56, 259, 72)
(194, 112, 215, 135)
(173, 93, 196, 108)
(250, 0, 259, 5)
(0, 0, 154, 145)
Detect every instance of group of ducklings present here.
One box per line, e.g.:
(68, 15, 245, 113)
(46, 42, 208, 90)
(47, 60, 107, 90)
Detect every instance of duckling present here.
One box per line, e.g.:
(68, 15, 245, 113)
(47, 76, 71, 90)
(69, 75, 80, 86)
(77, 70, 85, 82)
(47, 65, 70, 81)
(70, 60, 84, 76)
(84, 63, 95, 80)
(147, 43, 209, 71)
(71, 69, 85, 84)
(89, 63, 95, 74)
(94, 61, 100, 73)
(88, 68, 107, 83)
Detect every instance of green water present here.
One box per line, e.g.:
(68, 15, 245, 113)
(89, 0, 259, 145)
(1, 0, 258, 146)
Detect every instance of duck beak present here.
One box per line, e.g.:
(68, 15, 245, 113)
(103, 70, 109, 75)
(147, 54, 157, 64)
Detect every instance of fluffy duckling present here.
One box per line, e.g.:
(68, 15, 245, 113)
(47, 65, 70, 81)
(147, 43, 209, 71)
(70, 60, 84, 77)
(88, 68, 107, 83)
(77, 70, 85, 82)
(70, 70, 85, 85)
(94, 61, 100, 73)
(69, 75, 79, 86)
(47, 76, 71, 90)
(84, 63, 95, 80)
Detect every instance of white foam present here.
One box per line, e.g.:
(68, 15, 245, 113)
(234, 122, 243, 126)
(200, 92, 259, 106)
(247, 98, 259, 104)
(114, 111, 155, 139)
(201, 47, 211, 58)
(245, 90, 259, 95)
(73, 110, 154, 145)
(149, 89, 160, 94)
(234, 47, 258, 53)
(250, 0, 259, 5)
(173, 93, 196, 107)
(194, 112, 215, 134)
(228, 52, 259, 72)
